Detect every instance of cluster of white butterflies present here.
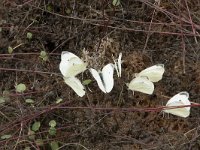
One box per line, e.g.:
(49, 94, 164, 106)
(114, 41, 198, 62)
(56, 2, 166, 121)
(59, 51, 191, 118)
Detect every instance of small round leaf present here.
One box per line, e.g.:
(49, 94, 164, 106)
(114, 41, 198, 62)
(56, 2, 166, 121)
(56, 98, 63, 104)
(32, 121, 41, 132)
(82, 79, 92, 85)
(40, 51, 48, 61)
(28, 129, 35, 140)
(48, 127, 56, 136)
(0, 97, 5, 104)
(112, 0, 120, 6)
(15, 83, 26, 93)
(25, 99, 34, 104)
(49, 120, 56, 127)
(35, 139, 44, 146)
(1, 134, 12, 139)
(8, 46, 13, 54)
(24, 147, 31, 150)
(27, 32, 33, 39)
(50, 141, 59, 150)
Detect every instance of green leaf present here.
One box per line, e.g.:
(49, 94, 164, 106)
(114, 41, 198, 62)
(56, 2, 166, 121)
(25, 99, 34, 104)
(28, 129, 35, 140)
(49, 120, 56, 127)
(47, 4, 53, 12)
(65, 8, 71, 14)
(50, 141, 59, 150)
(56, 98, 63, 104)
(15, 83, 26, 93)
(82, 79, 92, 85)
(40, 51, 47, 57)
(32, 121, 41, 132)
(1, 134, 12, 139)
(24, 147, 31, 150)
(112, 0, 120, 6)
(48, 127, 56, 136)
(35, 139, 44, 146)
(39, 51, 48, 61)
(0, 97, 5, 104)
(3, 90, 10, 97)
(8, 46, 13, 54)
(27, 32, 33, 39)
(2, 90, 10, 102)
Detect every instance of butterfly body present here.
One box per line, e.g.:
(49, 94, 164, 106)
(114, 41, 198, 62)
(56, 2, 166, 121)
(137, 64, 165, 82)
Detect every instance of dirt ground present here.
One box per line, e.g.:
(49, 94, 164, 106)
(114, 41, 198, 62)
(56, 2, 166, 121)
(1, 0, 200, 149)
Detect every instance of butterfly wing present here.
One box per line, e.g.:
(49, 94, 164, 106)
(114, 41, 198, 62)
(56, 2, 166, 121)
(163, 101, 190, 118)
(163, 91, 190, 117)
(102, 63, 114, 93)
(89, 68, 106, 93)
(61, 51, 78, 61)
(59, 52, 87, 77)
(66, 57, 87, 77)
(166, 92, 190, 107)
(128, 76, 154, 94)
(114, 53, 122, 78)
(118, 53, 122, 77)
(114, 61, 119, 77)
(138, 64, 165, 82)
(64, 77, 85, 97)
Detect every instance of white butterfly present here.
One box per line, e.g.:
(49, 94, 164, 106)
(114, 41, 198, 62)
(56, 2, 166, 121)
(63, 77, 85, 97)
(59, 51, 87, 78)
(113, 53, 122, 77)
(89, 63, 114, 93)
(163, 91, 191, 118)
(59, 51, 87, 97)
(128, 76, 154, 95)
(127, 64, 164, 94)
